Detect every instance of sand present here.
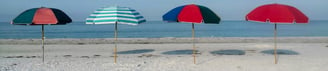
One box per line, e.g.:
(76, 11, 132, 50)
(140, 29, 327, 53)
(1, 37, 328, 71)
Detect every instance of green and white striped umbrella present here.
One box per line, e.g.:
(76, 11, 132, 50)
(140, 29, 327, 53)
(86, 6, 146, 64)
(86, 6, 146, 25)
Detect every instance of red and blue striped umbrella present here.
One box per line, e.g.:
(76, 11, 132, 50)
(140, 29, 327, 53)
(163, 4, 220, 24)
(162, 4, 220, 64)
(11, 7, 72, 62)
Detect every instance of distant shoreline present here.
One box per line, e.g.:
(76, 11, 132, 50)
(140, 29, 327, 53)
(1, 37, 328, 45)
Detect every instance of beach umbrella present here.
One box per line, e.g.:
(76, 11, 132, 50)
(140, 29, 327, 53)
(163, 4, 220, 64)
(11, 7, 72, 62)
(86, 6, 146, 63)
(246, 3, 309, 64)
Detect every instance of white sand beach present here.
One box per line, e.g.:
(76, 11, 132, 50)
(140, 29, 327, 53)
(1, 37, 328, 71)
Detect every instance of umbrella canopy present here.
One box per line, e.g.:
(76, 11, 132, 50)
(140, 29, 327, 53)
(163, 4, 220, 24)
(11, 7, 72, 62)
(12, 7, 72, 25)
(245, 3, 309, 64)
(246, 3, 309, 24)
(162, 4, 220, 64)
(86, 6, 146, 64)
(86, 6, 146, 25)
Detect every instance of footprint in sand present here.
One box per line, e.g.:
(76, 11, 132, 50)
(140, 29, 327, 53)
(4, 56, 24, 58)
(25, 56, 37, 58)
(63, 55, 72, 58)
(80, 56, 90, 58)
(93, 55, 101, 57)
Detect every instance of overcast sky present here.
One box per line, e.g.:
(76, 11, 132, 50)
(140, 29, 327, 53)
(1, 0, 327, 22)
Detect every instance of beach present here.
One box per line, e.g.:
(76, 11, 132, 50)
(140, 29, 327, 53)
(1, 0, 328, 70)
(1, 37, 328, 71)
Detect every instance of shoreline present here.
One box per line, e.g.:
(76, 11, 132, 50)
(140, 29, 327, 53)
(1, 37, 328, 45)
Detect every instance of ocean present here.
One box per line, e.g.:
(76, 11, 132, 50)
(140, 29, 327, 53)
(0, 21, 327, 39)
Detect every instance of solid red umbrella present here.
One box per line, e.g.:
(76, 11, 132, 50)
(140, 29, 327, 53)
(11, 7, 72, 62)
(246, 3, 309, 64)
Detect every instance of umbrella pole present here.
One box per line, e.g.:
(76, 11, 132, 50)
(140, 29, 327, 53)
(192, 23, 196, 64)
(274, 24, 277, 64)
(42, 25, 45, 63)
(114, 22, 118, 64)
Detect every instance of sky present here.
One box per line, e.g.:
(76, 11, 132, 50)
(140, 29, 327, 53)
(0, 0, 327, 22)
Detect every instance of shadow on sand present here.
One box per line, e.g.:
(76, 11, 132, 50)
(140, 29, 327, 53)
(210, 49, 246, 55)
(117, 49, 154, 54)
(261, 49, 299, 55)
(162, 49, 198, 55)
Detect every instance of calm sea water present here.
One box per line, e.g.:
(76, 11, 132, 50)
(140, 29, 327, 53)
(0, 21, 327, 39)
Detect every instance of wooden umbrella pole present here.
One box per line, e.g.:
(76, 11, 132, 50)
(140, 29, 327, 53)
(114, 22, 118, 64)
(274, 24, 277, 64)
(192, 23, 196, 64)
(42, 25, 45, 63)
